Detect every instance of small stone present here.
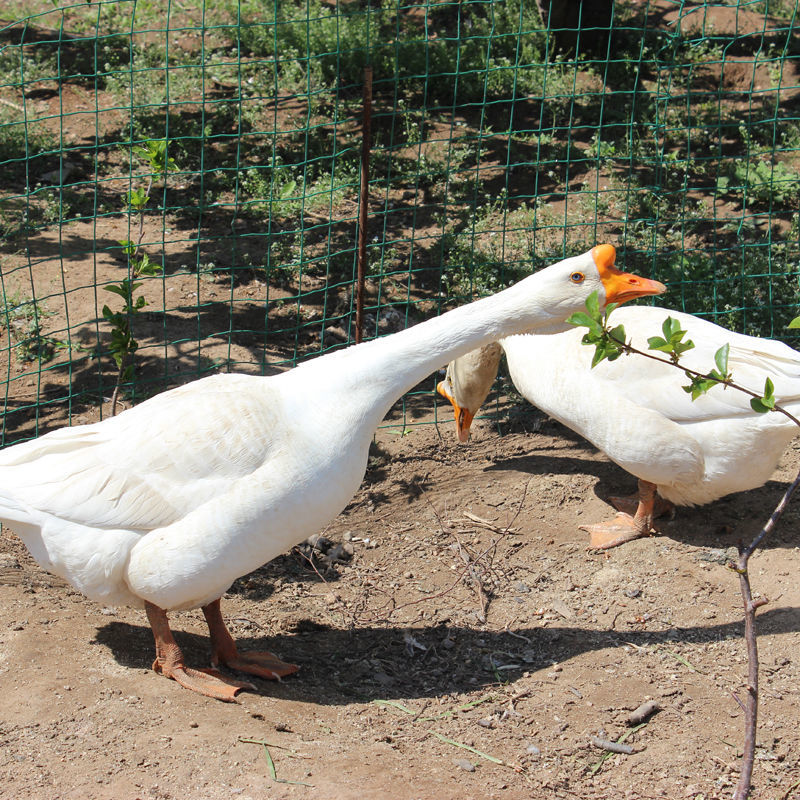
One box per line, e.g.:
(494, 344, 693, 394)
(0, 554, 20, 569)
(628, 699, 661, 725)
(327, 543, 354, 563)
(526, 743, 541, 755)
(477, 717, 495, 728)
(624, 587, 641, 598)
(453, 758, 476, 772)
(515, 581, 531, 593)
(305, 534, 333, 553)
(697, 547, 729, 564)
(189, 721, 199, 728)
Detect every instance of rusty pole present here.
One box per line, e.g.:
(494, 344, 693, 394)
(355, 64, 373, 344)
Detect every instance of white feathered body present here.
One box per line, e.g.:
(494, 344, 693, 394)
(502, 307, 800, 507)
(0, 370, 372, 610)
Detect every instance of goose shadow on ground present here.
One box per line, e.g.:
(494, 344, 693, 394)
(484, 445, 800, 551)
(94, 606, 800, 705)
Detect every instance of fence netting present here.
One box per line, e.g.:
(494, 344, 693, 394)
(1, 0, 798, 444)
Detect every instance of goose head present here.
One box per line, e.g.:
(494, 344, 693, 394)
(508, 243, 665, 331)
(437, 244, 665, 441)
(437, 343, 503, 443)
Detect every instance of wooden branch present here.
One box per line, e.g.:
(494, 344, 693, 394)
(730, 471, 800, 800)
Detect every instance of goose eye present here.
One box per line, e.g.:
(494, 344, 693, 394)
(570, 271, 585, 284)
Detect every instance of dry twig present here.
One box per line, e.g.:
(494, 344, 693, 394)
(730, 472, 800, 800)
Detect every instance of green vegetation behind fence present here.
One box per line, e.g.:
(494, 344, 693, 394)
(1, 0, 799, 444)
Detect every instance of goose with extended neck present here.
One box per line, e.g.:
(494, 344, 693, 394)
(438, 304, 800, 549)
(0, 245, 664, 700)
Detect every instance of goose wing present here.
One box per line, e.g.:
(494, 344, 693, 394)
(0, 373, 289, 531)
(589, 307, 800, 424)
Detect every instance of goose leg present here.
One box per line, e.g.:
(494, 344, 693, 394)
(607, 487, 674, 520)
(580, 479, 662, 549)
(202, 598, 299, 680)
(145, 601, 252, 702)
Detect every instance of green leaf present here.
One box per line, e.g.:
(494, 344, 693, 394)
(104, 284, 128, 299)
(118, 239, 136, 256)
(647, 335, 671, 352)
(127, 187, 149, 210)
(567, 311, 603, 336)
(566, 311, 595, 328)
(590, 347, 607, 368)
(137, 255, 162, 277)
(585, 291, 600, 318)
(607, 323, 626, 345)
(682, 372, 720, 400)
(111, 328, 129, 346)
(279, 179, 297, 200)
(133, 139, 177, 174)
(590, 339, 623, 367)
(751, 377, 776, 413)
(787, 316, 800, 329)
(662, 316, 680, 341)
(750, 397, 771, 413)
(714, 343, 729, 375)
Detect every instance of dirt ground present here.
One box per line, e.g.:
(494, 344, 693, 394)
(2, 3, 799, 797)
(1, 400, 799, 800)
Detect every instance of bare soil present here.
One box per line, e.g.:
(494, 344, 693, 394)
(1, 402, 800, 800)
(2, 3, 799, 798)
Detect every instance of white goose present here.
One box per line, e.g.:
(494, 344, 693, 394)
(438, 305, 800, 549)
(0, 245, 664, 700)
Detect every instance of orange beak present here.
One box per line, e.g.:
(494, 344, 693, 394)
(592, 244, 666, 305)
(437, 380, 474, 443)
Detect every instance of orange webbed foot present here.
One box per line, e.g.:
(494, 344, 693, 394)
(580, 512, 655, 550)
(217, 651, 299, 681)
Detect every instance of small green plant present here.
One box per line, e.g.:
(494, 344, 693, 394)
(717, 159, 800, 209)
(0, 291, 63, 363)
(104, 139, 176, 414)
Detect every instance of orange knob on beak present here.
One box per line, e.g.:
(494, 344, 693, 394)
(592, 245, 667, 305)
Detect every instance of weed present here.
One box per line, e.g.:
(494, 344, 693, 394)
(717, 159, 800, 210)
(0, 291, 63, 363)
(104, 139, 176, 414)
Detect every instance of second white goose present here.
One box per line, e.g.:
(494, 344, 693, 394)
(438, 305, 800, 549)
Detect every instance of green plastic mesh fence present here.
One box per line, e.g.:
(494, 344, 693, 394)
(1, 0, 799, 445)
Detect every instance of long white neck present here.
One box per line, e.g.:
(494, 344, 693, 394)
(294, 269, 570, 432)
